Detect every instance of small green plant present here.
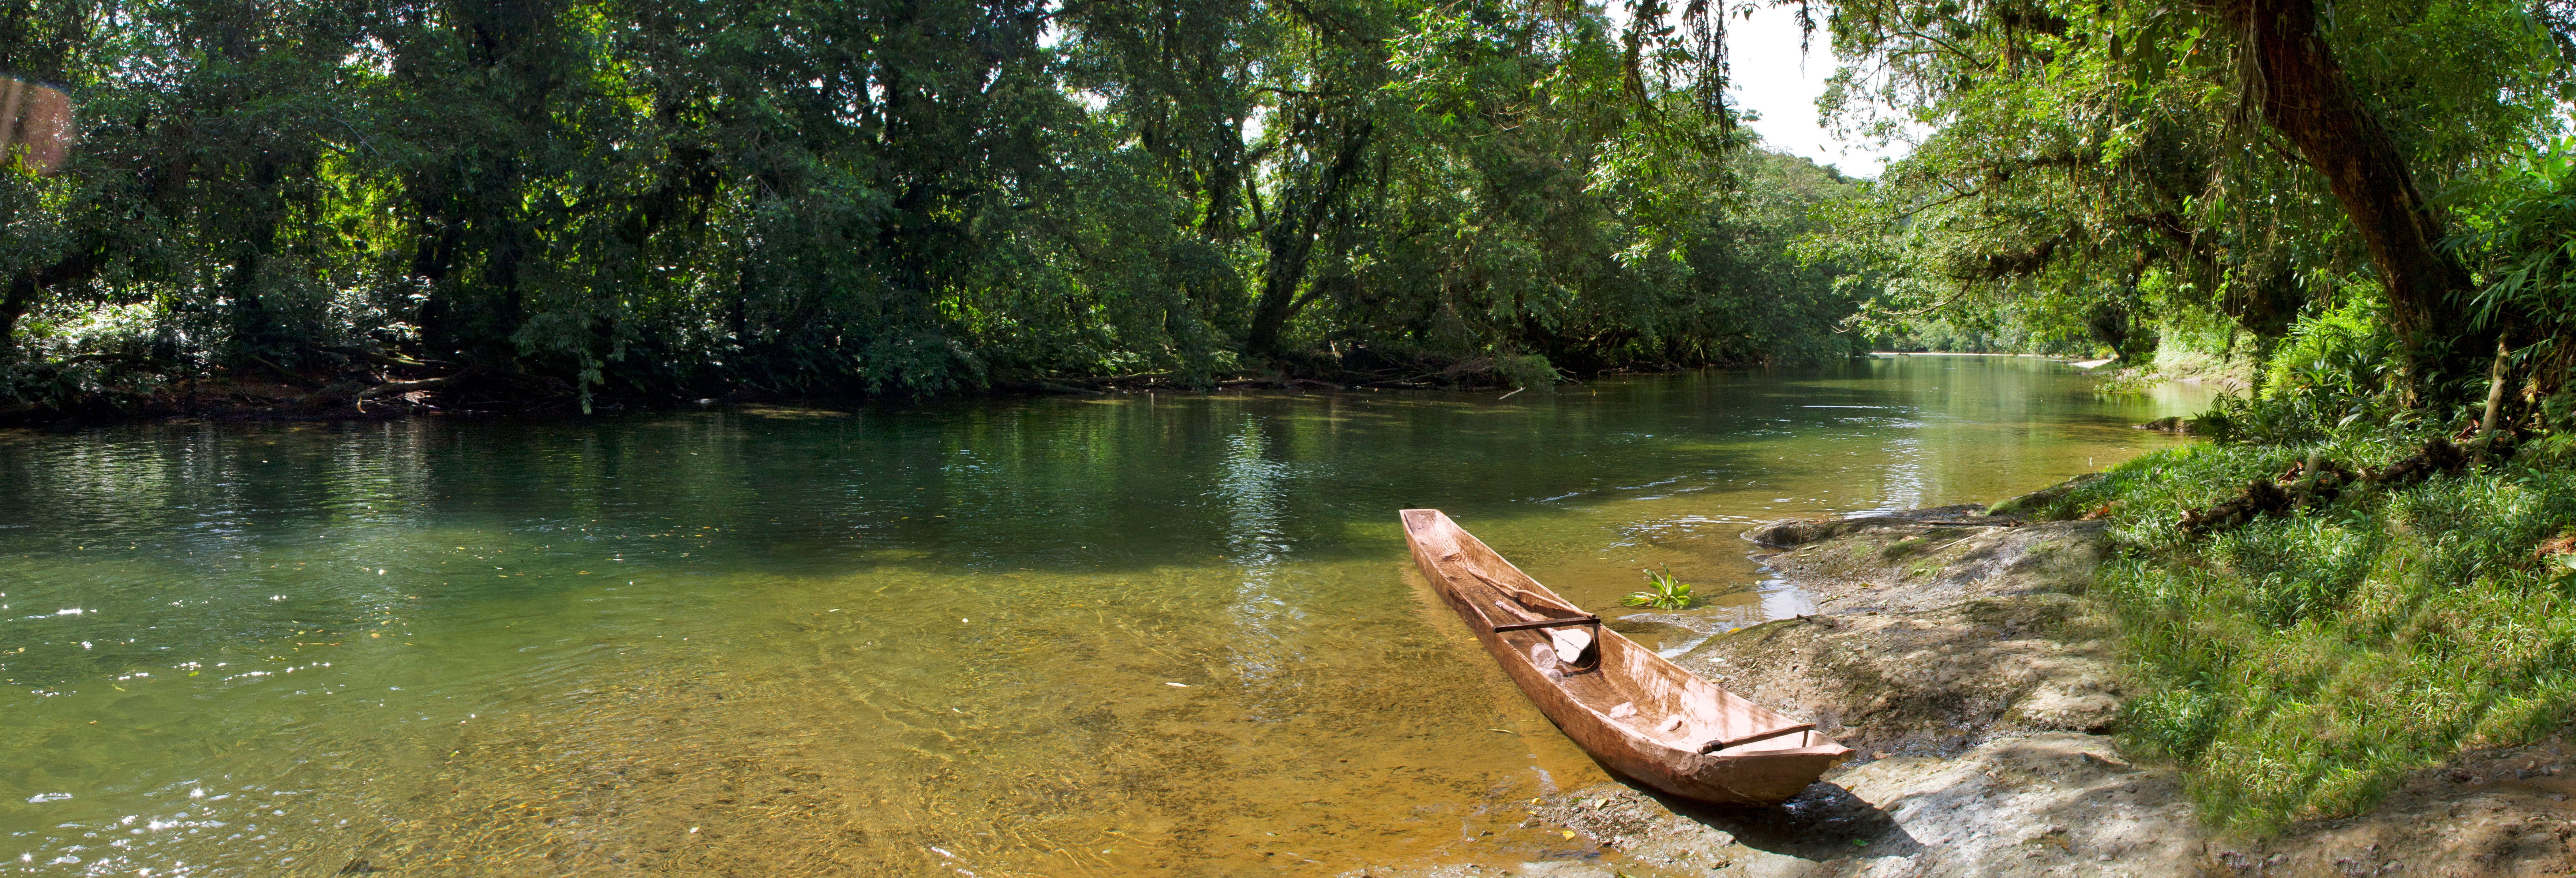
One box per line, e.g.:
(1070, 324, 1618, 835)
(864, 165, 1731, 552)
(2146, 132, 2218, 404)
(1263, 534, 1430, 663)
(1623, 565, 1695, 609)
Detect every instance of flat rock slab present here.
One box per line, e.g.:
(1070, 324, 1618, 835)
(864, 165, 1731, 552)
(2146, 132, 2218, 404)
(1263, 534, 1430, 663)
(1674, 600, 2124, 757)
(1743, 515, 2110, 615)
(1338, 734, 2202, 878)
(1684, 514, 2125, 755)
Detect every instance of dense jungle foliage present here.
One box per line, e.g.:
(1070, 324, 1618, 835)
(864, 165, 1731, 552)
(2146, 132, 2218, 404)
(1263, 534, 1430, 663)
(1813, 0, 2576, 833)
(9, 0, 2576, 414)
(1825, 0, 2576, 402)
(0, 0, 1875, 415)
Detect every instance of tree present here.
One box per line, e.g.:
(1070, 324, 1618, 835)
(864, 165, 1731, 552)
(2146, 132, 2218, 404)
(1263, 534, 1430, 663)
(2216, 0, 2481, 388)
(1810, 0, 2565, 395)
(0, 0, 1884, 412)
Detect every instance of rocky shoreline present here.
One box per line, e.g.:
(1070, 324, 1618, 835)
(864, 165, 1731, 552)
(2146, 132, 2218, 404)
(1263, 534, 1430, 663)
(1352, 488, 2576, 877)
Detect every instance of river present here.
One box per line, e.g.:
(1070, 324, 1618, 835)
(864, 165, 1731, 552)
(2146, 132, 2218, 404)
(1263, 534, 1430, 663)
(0, 356, 2209, 877)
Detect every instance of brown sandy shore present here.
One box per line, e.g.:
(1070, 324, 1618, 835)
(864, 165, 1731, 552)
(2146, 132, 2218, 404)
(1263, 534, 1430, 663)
(1347, 493, 2576, 878)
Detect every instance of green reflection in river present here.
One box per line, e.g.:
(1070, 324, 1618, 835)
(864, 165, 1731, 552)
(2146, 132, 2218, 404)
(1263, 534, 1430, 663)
(0, 357, 2207, 876)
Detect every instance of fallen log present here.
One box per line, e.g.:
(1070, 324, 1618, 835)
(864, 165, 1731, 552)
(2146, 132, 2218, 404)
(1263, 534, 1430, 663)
(2178, 439, 2471, 537)
(314, 344, 455, 370)
(354, 373, 471, 401)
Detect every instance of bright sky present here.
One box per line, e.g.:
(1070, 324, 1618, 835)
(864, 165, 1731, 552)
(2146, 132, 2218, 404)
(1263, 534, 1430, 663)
(1721, 4, 1913, 175)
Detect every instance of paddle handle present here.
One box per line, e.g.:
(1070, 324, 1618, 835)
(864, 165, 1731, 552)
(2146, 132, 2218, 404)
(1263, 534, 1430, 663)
(1492, 616, 1600, 633)
(1698, 723, 1816, 754)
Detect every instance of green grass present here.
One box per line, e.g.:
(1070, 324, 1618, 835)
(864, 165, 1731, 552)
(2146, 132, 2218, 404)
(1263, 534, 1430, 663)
(2032, 435, 2576, 833)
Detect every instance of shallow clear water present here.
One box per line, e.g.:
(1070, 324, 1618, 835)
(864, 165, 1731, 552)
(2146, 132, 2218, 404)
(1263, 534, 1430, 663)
(0, 357, 2207, 876)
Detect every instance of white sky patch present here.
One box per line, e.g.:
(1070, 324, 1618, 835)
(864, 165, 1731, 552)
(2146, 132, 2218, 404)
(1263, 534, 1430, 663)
(1720, 3, 1914, 175)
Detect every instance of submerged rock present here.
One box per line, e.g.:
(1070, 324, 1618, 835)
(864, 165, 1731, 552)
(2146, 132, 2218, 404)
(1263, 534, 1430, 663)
(1603, 614, 1720, 655)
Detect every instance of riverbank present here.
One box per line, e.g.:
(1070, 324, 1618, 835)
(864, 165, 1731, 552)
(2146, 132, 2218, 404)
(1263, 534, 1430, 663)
(1353, 480, 2576, 876)
(0, 371, 1538, 428)
(0, 352, 2018, 429)
(0, 353, 1731, 428)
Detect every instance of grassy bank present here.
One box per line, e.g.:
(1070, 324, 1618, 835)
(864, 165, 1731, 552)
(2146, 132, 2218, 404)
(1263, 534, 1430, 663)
(2019, 429, 2576, 833)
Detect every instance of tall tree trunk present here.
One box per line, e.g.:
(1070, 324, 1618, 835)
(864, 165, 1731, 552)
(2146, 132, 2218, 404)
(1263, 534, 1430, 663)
(1245, 119, 1371, 357)
(2225, 0, 2481, 394)
(0, 276, 37, 355)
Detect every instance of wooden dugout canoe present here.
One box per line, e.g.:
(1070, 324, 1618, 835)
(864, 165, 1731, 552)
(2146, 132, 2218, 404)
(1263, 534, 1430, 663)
(1400, 509, 1852, 805)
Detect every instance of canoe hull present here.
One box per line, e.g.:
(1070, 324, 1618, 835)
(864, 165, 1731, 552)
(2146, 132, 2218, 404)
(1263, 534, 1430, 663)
(1432, 588, 1844, 803)
(1402, 510, 1850, 805)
